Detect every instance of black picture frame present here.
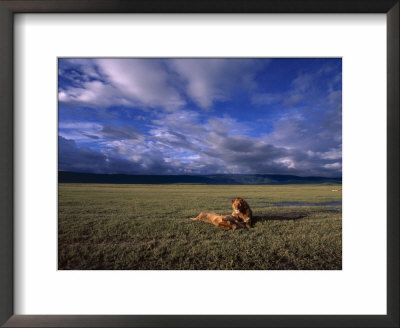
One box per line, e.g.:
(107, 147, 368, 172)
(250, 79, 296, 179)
(0, 1, 398, 327)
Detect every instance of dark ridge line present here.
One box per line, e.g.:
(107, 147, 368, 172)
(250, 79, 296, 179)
(58, 171, 342, 185)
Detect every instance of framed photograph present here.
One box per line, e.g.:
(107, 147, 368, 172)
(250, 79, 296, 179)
(0, 1, 398, 327)
(57, 57, 343, 271)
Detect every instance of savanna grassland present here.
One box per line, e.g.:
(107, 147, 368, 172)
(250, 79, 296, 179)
(58, 184, 342, 270)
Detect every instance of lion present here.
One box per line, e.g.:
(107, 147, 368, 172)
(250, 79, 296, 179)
(231, 197, 253, 228)
(191, 212, 246, 230)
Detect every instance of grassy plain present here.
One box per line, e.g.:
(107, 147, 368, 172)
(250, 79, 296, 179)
(58, 183, 342, 270)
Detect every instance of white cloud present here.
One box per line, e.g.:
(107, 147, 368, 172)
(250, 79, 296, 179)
(169, 59, 264, 109)
(59, 59, 186, 110)
(58, 80, 131, 108)
(276, 158, 296, 169)
(95, 59, 185, 110)
(323, 162, 342, 169)
(59, 58, 268, 111)
(307, 148, 342, 160)
(170, 59, 229, 108)
(58, 122, 103, 142)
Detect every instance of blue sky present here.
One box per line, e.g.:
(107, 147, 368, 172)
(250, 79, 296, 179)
(58, 58, 342, 177)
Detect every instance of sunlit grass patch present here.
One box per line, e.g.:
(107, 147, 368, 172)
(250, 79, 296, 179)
(58, 183, 342, 270)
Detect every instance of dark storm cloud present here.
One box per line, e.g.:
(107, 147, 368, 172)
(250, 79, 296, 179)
(59, 136, 151, 174)
(146, 108, 341, 177)
(59, 136, 109, 173)
(58, 136, 188, 175)
(81, 133, 100, 140)
(100, 125, 141, 140)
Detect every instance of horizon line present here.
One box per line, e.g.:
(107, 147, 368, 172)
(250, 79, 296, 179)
(58, 170, 342, 179)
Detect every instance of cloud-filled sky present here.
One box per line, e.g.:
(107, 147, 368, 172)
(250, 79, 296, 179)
(58, 58, 342, 177)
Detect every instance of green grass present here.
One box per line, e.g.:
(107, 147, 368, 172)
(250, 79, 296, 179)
(58, 183, 342, 270)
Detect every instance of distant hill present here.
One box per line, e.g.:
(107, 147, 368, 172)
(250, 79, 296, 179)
(59, 171, 341, 185)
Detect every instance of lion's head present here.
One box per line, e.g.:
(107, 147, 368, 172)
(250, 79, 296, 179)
(231, 197, 252, 228)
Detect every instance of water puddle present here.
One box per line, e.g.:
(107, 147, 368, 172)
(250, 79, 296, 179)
(270, 201, 341, 207)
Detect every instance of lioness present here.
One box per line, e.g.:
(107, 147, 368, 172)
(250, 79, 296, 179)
(231, 197, 253, 228)
(191, 212, 246, 230)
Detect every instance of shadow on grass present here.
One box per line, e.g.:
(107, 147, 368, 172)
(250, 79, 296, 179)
(252, 212, 307, 223)
(252, 207, 341, 224)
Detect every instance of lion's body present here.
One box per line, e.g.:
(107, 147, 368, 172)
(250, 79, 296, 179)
(231, 197, 253, 228)
(191, 212, 246, 230)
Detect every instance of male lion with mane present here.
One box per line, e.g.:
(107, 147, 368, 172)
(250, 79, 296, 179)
(231, 197, 253, 228)
(191, 212, 246, 230)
